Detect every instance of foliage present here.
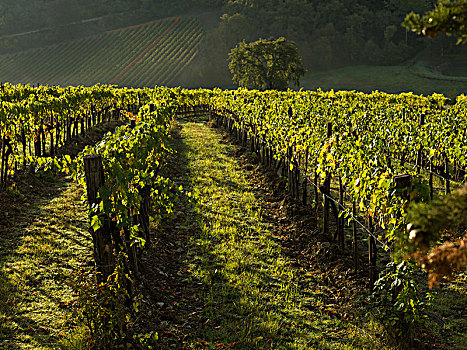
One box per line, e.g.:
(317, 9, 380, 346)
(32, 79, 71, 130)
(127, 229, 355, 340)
(210, 88, 465, 247)
(403, 184, 467, 287)
(403, 0, 467, 44)
(0, 83, 203, 349)
(68, 254, 159, 349)
(1, 83, 466, 348)
(74, 104, 176, 239)
(192, 0, 442, 84)
(228, 38, 306, 90)
(363, 262, 432, 348)
(3, 84, 467, 256)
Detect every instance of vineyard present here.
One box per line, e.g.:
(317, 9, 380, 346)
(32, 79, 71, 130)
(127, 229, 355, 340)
(0, 17, 203, 87)
(0, 84, 465, 349)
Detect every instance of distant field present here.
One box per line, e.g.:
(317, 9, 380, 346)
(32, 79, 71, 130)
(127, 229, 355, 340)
(302, 64, 467, 98)
(0, 16, 204, 87)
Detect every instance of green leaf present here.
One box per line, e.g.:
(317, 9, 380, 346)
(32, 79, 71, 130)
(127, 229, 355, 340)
(91, 215, 101, 232)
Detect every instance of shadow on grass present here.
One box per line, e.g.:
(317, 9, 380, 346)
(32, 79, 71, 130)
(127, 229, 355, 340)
(137, 121, 368, 349)
(0, 122, 121, 349)
(0, 176, 74, 348)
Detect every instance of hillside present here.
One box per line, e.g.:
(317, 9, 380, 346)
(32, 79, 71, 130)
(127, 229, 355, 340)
(0, 1, 465, 94)
(0, 16, 204, 87)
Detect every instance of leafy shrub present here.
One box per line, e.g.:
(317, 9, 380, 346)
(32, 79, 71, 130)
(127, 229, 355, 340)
(67, 253, 157, 349)
(363, 261, 432, 348)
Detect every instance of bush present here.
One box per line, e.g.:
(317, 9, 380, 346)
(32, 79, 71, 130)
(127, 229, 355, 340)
(362, 261, 432, 348)
(65, 253, 157, 349)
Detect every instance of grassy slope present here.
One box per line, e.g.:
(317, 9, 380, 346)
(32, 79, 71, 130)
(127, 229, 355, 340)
(302, 64, 466, 98)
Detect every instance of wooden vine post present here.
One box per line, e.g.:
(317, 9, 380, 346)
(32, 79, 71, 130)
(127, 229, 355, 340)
(416, 114, 425, 173)
(322, 122, 332, 238)
(0, 137, 5, 186)
(338, 178, 345, 250)
(34, 125, 42, 157)
(295, 149, 299, 198)
(20, 129, 27, 169)
(84, 154, 114, 283)
(288, 146, 293, 196)
(49, 118, 55, 157)
(242, 121, 247, 147)
(302, 148, 309, 206)
(400, 108, 406, 167)
(444, 152, 450, 194)
(352, 201, 358, 272)
(314, 170, 319, 217)
(1, 137, 12, 189)
(368, 216, 377, 291)
(66, 115, 72, 142)
(429, 159, 434, 200)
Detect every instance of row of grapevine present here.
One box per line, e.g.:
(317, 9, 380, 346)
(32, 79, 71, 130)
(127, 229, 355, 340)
(204, 88, 467, 288)
(60, 86, 206, 286)
(0, 17, 204, 87)
(2, 83, 465, 288)
(0, 83, 204, 287)
(114, 17, 203, 87)
(0, 83, 154, 189)
(207, 92, 463, 289)
(209, 89, 466, 245)
(73, 88, 181, 282)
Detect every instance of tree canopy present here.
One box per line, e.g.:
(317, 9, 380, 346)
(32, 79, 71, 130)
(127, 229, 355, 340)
(228, 37, 306, 90)
(403, 184, 467, 288)
(403, 0, 467, 44)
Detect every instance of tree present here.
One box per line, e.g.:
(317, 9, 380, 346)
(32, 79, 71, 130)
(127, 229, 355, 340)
(404, 184, 467, 288)
(228, 37, 306, 90)
(403, 0, 467, 44)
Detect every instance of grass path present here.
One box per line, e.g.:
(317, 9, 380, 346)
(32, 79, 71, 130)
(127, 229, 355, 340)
(0, 176, 92, 349)
(147, 121, 369, 349)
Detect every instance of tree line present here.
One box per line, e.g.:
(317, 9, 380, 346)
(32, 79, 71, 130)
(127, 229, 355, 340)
(184, 0, 467, 87)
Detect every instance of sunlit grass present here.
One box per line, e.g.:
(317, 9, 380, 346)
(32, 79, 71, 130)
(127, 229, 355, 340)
(0, 177, 92, 349)
(177, 122, 367, 349)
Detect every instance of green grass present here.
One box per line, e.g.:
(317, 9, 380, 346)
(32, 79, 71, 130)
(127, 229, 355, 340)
(426, 274, 467, 349)
(167, 122, 376, 349)
(158, 120, 466, 350)
(302, 64, 466, 98)
(407, 51, 467, 84)
(0, 176, 92, 349)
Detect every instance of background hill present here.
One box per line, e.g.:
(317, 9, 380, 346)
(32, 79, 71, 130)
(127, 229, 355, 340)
(0, 17, 203, 87)
(0, 0, 465, 94)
